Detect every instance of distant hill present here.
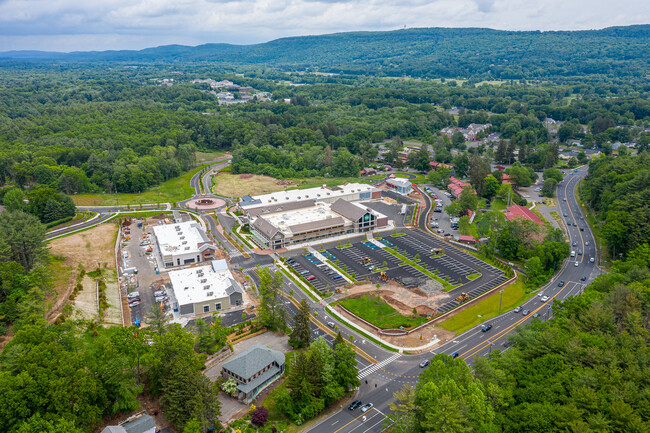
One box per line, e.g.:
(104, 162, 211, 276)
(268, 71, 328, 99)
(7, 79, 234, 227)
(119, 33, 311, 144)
(2, 25, 650, 80)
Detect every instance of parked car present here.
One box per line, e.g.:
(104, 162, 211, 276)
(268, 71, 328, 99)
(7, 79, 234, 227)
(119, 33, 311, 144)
(154, 296, 168, 303)
(129, 301, 140, 308)
(307, 275, 316, 281)
(360, 403, 374, 413)
(348, 400, 362, 411)
(127, 291, 140, 299)
(154, 290, 166, 297)
(481, 324, 493, 332)
(419, 359, 430, 368)
(128, 297, 141, 304)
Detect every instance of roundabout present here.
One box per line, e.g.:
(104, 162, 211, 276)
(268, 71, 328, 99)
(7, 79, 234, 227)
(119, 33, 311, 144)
(185, 197, 226, 210)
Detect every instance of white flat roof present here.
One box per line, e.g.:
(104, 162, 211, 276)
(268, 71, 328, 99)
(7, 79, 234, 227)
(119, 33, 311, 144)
(242, 183, 376, 209)
(152, 221, 209, 256)
(169, 260, 239, 306)
(263, 202, 346, 235)
(387, 178, 412, 187)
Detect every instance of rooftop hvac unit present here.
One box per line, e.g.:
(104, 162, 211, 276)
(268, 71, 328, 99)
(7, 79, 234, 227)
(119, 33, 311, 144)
(180, 236, 185, 240)
(184, 286, 189, 291)
(185, 247, 190, 250)
(200, 278, 207, 283)
(175, 226, 181, 231)
(207, 292, 214, 296)
(182, 241, 187, 245)
(203, 285, 210, 290)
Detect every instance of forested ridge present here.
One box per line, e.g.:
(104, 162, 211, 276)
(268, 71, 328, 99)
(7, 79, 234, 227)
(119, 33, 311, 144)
(2, 26, 650, 81)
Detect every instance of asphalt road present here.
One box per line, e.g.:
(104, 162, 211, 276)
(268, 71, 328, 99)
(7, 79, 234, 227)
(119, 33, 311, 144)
(306, 166, 603, 433)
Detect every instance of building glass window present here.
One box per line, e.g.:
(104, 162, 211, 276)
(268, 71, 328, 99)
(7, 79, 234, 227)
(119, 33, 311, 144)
(215, 303, 222, 311)
(203, 305, 210, 313)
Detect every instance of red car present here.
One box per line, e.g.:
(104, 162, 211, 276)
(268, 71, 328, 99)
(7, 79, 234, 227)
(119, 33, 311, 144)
(307, 275, 316, 281)
(432, 195, 439, 199)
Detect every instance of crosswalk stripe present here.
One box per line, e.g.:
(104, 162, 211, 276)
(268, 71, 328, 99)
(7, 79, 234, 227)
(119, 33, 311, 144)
(358, 353, 401, 379)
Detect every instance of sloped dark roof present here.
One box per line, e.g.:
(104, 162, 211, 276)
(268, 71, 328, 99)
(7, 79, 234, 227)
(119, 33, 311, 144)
(121, 415, 156, 433)
(330, 198, 368, 221)
(247, 200, 314, 218)
(226, 278, 243, 295)
(289, 217, 345, 234)
(222, 344, 285, 379)
(251, 217, 280, 239)
(237, 366, 282, 393)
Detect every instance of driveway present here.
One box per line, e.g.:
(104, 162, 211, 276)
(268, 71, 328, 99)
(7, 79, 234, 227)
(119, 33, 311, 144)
(204, 332, 291, 423)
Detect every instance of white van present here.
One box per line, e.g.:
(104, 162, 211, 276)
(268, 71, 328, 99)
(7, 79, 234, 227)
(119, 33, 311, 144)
(571, 251, 576, 257)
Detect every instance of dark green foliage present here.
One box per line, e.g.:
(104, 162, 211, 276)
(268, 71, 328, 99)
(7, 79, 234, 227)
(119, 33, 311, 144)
(582, 153, 650, 258)
(289, 298, 311, 349)
(398, 257, 650, 432)
(257, 269, 287, 332)
(279, 337, 359, 425)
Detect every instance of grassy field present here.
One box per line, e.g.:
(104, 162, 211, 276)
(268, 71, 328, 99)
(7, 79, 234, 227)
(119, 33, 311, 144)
(490, 197, 508, 211)
(194, 149, 229, 163)
(73, 165, 208, 206)
(437, 274, 531, 334)
(337, 294, 422, 329)
(213, 174, 372, 198)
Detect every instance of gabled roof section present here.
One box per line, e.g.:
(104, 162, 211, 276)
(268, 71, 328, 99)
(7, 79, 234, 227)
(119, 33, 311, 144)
(289, 217, 345, 234)
(251, 217, 280, 239)
(222, 343, 285, 379)
(330, 198, 368, 221)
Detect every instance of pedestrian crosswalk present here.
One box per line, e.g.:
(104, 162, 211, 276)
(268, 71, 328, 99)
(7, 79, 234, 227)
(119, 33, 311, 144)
(358, 353, 401, 379)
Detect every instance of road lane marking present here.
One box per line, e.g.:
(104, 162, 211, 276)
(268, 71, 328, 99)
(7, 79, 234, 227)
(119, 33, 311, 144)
(460, 282, 574, 360)
(333, 409, 376, 433)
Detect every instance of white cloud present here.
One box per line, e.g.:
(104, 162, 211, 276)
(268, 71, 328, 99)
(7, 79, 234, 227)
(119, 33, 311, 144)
(0, 0, 648, 51)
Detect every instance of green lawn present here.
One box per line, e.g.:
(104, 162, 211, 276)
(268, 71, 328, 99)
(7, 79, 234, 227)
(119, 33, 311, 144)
(367, 174, 386, 180)
(393, 173, 411, 178)
(490, 197, 508, 211)
(467, 272, 481, 281)
(195, 149, 229, 163)
(73, 164, 209, 206)
(437, 274, 531, 334)
(292, 176, 373, 189)
(337, 294, 422, 329)
(410, 173, 429, 184)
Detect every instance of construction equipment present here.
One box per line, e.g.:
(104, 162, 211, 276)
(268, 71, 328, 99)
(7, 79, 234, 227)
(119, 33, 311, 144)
(455, 292, 469, 303)
(379, 271, 388, 281)
(363, 257, 371, 264)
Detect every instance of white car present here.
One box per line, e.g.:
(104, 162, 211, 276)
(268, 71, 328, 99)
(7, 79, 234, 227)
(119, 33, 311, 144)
(360, 403, 374, 413)
(537, 292, 544, 297)
(575, 261, 579, 267)
(129, 301, 140, 308)
(590, 257, 595, 263)
(127, 291, 140, 299)
(541, 295, 549, 302)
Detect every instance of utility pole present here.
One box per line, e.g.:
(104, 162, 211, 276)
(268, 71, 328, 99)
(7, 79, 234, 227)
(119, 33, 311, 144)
(498, 289, 504, 314)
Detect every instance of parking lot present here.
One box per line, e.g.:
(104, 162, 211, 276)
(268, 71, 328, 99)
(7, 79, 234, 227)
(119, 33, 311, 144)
(286, 253, 346, 293)
(119, 217, 172, 325)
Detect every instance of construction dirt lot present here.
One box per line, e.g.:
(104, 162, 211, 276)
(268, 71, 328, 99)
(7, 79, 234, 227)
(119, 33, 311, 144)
(48, 223, 122, 325)
(333, 282, 455, 349)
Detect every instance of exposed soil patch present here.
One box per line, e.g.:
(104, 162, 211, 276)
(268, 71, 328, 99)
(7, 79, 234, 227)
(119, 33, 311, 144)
(48, 224, 120, 325)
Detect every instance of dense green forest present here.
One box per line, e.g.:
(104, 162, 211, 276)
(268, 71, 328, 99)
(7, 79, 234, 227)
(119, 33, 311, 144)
(387, 249, 650, 432)
(3, 26, 650, 82)
(2, 63, 649, 197)
(581, 153, 650, 258)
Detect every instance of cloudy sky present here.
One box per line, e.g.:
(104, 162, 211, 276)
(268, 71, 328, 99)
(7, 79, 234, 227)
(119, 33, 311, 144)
(0, 0, 648, 52)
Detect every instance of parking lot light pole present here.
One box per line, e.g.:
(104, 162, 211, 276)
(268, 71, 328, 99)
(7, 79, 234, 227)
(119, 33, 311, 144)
(498, 290, 504, 314)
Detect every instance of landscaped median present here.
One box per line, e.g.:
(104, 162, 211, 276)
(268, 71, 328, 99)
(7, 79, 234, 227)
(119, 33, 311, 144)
(274, 261, 322, 303)
(382, 246, 458, 291)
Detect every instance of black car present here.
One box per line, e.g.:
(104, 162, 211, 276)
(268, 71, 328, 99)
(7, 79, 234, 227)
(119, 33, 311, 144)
(580, 227, 584, 231)
(434, 207, 442, 213)
(581, 276, 587, 281)
(348, 400, 362, 411)
(558, 280, 564, 287)
(481, 324, 493, 332)
(452, 352, 460, 359)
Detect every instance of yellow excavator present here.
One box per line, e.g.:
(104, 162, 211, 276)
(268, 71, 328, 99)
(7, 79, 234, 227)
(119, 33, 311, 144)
(363, 257, 371, 264)
(455, 292, 469, 303)
(379, 271, 388, 281)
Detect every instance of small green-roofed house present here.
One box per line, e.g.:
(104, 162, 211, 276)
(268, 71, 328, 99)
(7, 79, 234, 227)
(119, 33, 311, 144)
(221, 343, 285, 403)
